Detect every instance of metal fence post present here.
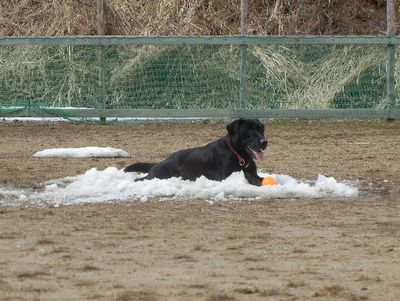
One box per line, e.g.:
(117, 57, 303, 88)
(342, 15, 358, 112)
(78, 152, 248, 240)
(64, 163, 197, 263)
(97, 47, 106, 108)
(387, 43, 396, 117)
(239, 0, 248, 109)
(386, 0, 397, 120)
(96, 0, 107, 123)
(240, 45, 247, 109)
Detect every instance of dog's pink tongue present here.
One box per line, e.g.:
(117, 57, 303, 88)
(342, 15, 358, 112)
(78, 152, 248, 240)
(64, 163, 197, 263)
(251, 149, 265, 160)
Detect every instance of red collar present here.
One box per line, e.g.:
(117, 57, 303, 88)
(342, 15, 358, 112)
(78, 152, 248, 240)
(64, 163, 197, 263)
(226, 140, 249, 169)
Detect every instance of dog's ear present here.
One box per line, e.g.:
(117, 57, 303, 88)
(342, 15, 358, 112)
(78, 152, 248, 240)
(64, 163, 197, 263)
(255, 118, 265, 131)
(226, 119, 239, 135)
(226, 119, 243, 142)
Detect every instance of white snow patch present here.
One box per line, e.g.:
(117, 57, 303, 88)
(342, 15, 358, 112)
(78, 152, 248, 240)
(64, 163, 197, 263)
(33, 147, 130, 158)
(0, 168, 358, 206)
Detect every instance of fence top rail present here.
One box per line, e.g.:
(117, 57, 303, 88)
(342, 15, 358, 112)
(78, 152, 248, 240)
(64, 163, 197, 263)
(0, 35, 399, 46)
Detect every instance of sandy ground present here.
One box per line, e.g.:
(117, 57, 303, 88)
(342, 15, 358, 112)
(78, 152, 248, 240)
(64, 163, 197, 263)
(0, 120, 399, 301)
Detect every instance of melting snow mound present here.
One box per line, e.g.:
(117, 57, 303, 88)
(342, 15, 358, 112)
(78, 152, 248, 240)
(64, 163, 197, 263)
(0, 167, 358, 206)
(33, 147, 130, 158)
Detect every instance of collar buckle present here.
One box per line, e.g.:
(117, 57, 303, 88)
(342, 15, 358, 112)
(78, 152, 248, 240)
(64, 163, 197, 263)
(239, 158, 249, 168)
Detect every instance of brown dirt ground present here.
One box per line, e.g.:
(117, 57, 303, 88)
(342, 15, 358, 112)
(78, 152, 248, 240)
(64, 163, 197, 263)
(0, 120, 399, 301)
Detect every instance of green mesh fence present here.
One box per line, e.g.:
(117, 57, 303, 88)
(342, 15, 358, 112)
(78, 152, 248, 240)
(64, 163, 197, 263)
(246, 44, 388, 109)
(0, 36, 398, 119)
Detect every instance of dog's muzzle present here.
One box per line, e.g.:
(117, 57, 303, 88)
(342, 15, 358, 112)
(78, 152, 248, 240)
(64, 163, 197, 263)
(260, 138, 268, 150)
(246, 138, 267, 161)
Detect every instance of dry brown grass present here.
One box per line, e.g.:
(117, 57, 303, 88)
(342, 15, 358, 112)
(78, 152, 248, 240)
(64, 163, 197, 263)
(0, 0, 390, 36)
(0, 0, 96, 35)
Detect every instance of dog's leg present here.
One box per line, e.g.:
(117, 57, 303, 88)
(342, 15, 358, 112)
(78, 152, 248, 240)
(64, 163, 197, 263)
(244, 171, 264, 186)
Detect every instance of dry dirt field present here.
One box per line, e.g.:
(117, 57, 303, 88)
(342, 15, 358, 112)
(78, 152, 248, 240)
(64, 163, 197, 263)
(0, 120, 399, 301)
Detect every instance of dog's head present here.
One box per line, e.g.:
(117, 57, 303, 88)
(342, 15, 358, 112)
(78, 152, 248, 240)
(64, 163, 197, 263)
(226, 118, 267, 160)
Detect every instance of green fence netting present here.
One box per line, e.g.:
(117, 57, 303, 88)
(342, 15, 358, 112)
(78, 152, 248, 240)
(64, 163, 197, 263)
(0, 37, 398, 120)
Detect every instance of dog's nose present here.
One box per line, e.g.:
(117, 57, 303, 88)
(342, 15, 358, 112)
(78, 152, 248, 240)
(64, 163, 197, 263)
(260, 138, 268, 150)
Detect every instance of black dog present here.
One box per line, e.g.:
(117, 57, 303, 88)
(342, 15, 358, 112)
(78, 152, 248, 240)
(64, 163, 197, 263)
(124, 118, 268, 186)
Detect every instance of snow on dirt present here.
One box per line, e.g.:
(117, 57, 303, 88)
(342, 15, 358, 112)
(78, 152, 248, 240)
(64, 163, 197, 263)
(33, 147, 130, 158)
(0, 167, 358, 206)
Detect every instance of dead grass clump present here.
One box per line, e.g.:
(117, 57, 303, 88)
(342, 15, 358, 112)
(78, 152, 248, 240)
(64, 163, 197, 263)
(108, 0, 240, 35)
(247, 0, 386, 35)
(0, 0, 96, 35)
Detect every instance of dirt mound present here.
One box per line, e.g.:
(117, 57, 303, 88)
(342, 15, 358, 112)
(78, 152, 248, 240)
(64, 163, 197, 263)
(0, 0, 393, 36)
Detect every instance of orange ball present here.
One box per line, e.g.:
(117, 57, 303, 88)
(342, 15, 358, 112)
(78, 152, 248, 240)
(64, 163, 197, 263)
(262, 176, 278, 186)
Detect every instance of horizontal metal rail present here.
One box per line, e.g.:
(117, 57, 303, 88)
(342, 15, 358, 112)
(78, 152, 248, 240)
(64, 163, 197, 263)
(1, 107, 399, 120)
(0, 35, 399, 46)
